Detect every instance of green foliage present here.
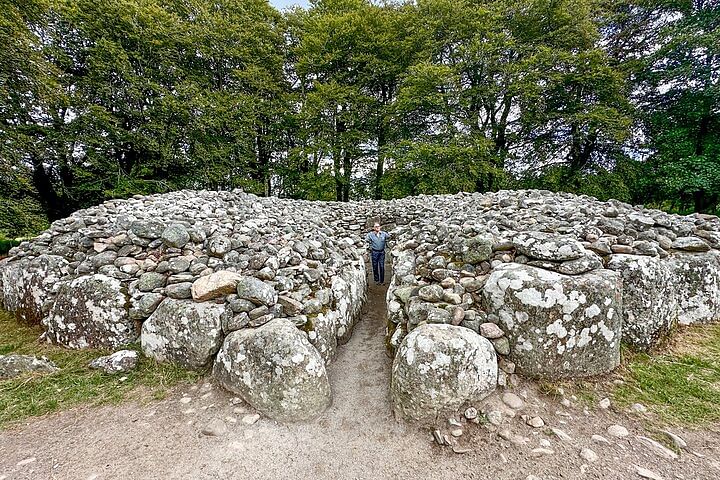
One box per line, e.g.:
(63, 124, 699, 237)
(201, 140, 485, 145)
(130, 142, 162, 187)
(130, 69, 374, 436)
(0, 309, 201, 427)
(628, 0, 720, 212)
(382, 140, 505, 198)
(518, 156, 646, 203)
(0, 0, 717, 231)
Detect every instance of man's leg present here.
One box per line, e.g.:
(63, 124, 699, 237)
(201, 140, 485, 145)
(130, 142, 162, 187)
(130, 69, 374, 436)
(378, 251, 386, 284)
(371, 251, 380, 283)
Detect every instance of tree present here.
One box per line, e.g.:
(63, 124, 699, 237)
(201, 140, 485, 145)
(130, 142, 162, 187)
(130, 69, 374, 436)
(0, 0, 56, 234)
(640, 0, 720, 212)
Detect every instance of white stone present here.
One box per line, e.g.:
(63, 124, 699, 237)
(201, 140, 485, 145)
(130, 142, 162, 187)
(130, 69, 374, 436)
(580, 448, 598, 462)
(607, 424, 629, 438)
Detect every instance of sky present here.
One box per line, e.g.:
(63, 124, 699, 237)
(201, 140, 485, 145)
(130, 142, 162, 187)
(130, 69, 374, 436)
(269, 0, 310, 9)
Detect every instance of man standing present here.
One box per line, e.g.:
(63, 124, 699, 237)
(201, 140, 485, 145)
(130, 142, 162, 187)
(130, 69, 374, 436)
(366, 222, 390, 285)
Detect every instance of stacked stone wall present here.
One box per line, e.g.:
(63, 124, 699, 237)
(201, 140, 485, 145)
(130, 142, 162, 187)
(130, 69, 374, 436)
(382, 190, 720, 422)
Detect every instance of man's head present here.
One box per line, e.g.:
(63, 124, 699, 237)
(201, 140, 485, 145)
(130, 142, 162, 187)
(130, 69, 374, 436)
(373, 223, 381, 232)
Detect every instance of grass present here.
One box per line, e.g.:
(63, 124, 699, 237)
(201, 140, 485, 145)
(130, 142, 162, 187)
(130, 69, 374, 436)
(536, 323, 720, 428)
(611, 323, 720, 427)
(0, 309, 203, 428)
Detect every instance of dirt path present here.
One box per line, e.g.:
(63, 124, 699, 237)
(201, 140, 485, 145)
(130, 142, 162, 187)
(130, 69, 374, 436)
(1, 262, 720, 479)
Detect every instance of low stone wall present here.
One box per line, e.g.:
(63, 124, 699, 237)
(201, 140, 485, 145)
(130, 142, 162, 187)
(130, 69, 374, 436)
(385, 190, 720, 422)
(0, 190, 369, 421)
(2, 188, 719, 424)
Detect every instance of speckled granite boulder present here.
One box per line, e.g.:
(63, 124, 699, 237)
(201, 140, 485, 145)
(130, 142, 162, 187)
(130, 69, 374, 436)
(483, 263, 622, 378)
(332, 261, 367, 344)
(669, 252, 720, 325)
(0, 255, 69, 325)
(213, 319, 331, 422)
(391, 324, 497, 424)
(607, 254, 678, 350)
(45, 274, 134, 349)
(141, 299, 228, 369)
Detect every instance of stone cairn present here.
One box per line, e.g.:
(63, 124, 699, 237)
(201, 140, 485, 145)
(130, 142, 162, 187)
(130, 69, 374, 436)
(1, 189, 719, 424)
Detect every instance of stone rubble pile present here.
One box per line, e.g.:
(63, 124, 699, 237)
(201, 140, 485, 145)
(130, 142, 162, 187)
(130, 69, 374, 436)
(0, 189, 369, 420)
(383, 190, 720, 422)
(2, 188, 719, 424)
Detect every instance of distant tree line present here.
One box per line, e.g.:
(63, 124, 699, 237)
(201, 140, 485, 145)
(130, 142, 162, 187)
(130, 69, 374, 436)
(1, 0, 718, 236)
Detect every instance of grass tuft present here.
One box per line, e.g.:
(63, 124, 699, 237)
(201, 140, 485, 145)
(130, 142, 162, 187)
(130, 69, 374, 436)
(0, 309, 203, 428)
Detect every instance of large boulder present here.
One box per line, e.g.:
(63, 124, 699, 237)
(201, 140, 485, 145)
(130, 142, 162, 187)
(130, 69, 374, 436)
(213, 319, 331, 422)
(483, 263, 622, 379)
(331, 260, 367, 344)
(607, 254, 678, 350)
(391, 324, 497, 424)
(0, 255, 69, 324)
(141, 299, 228, 369)
(304, 311, 338, 363)
(668, 252, 720, 325)
(45, 274, 134, 349)
(0, 258, 27, 314)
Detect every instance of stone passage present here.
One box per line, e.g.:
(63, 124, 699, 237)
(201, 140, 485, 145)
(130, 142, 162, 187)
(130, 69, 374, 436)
(1, 189, 720, 424)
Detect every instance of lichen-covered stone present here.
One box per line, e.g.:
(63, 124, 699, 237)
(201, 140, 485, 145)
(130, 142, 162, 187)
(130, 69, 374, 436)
(672, 236, 710, 252)
(141, 299, 228, 369)
(462, 235, 494, 264)
(483, 263, 622, 379)
(305, 311, 338, 362)
(1, 255, 68, 324)
(607, 254, 678, 350)
(213, 318, 331, 422)
(88, 350, 139, 374)
(236, 276, 277, 306)
(669, 252, 720, 324)
(131, 220, 166, 239)
(45, 274, 134, 349)
(129, 293, 165, 320)
(391, 324, 497, 424)
(161, 224, 190, 248)
(0, 354, 59, 379)
(512, 232, 586, 261)
(138, 272, 166, 292)
(332, 260, 367, 344)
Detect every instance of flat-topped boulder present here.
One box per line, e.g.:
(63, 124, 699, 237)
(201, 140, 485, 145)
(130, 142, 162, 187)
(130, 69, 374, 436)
(213, 319, 331, 422)
(482, 263, 622, 378)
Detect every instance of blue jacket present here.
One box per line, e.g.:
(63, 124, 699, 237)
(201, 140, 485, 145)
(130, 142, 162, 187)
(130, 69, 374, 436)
(366, 230, 390, 251)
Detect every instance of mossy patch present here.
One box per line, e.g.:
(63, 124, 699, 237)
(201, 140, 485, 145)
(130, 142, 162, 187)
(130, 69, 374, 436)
(0, 309, 202, 428)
